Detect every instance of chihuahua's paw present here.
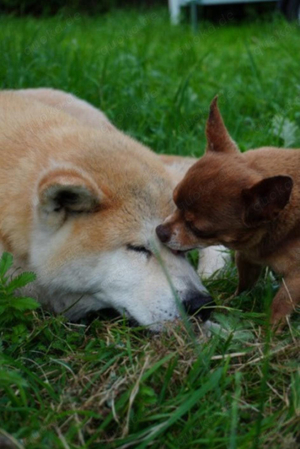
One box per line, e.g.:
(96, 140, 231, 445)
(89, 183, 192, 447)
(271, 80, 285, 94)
(270, 314, 287, 333)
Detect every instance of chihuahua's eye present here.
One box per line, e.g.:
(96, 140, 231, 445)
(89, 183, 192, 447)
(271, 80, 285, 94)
(186, 222, 216, 239)
(127, 244, 152, 257)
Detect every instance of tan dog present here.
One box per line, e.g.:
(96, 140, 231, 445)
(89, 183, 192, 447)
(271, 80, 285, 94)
(0, 88, 225, 330)
(157, 97, 300, 325)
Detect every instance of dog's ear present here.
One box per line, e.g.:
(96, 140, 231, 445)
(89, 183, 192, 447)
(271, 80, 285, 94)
(205, 96, 239, 154)
(37, 166, 104, 229)
(242, 175, 293, 227)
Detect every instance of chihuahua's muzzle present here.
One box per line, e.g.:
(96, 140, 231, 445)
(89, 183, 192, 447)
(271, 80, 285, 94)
(183, 291, 215, 321)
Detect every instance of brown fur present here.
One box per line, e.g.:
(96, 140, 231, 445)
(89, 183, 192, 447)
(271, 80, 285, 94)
(157, 97, 300, 325)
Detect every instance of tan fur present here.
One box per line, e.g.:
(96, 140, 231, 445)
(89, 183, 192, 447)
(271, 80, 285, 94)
(157, 98, 300, 326)
(0, 91, 168, 257)
(0, 88, 221, 328)
(15, 88, 114, 130)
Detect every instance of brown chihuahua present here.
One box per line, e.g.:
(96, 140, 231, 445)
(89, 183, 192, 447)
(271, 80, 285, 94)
(156, 97, 300, 325)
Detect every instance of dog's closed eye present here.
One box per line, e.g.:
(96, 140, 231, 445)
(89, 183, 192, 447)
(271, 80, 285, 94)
(185, 221, 217, 239)
(127, 244, 152, 257)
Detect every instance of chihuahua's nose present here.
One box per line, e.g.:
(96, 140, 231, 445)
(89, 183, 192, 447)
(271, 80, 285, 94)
(183, 293, 215, 322)
(156, 224, 171, 243)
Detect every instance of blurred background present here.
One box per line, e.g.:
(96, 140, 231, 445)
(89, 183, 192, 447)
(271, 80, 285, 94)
(0, 0, 299, 155)
(0, 0, 299, 21)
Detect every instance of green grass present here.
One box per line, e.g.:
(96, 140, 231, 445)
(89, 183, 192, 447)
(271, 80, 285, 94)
(0, 9, 300, 449)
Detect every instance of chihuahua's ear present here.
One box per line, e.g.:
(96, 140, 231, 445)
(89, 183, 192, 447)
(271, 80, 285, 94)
(37, 166, 104, 230)
(205, 96, 239, 154)
(242, 175, 293, 227)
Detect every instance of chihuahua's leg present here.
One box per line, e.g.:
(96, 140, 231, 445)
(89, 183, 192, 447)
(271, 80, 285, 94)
(271, 274, 300, 325)
(235, 252, 262, 295)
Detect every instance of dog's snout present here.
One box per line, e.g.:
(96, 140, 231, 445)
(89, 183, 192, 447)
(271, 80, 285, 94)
(183, 293, 215, 322)
(156, 224, 171, 243)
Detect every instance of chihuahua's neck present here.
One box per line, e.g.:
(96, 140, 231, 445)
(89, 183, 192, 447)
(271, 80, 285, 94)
(242, 214, 300, 272)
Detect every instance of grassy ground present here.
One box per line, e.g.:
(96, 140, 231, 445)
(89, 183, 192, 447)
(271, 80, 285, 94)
(0, 9, 300, 449)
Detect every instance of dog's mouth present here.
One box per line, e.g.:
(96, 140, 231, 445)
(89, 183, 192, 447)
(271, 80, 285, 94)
(170, 249, 187, 257)
(84, 307, 141, 329)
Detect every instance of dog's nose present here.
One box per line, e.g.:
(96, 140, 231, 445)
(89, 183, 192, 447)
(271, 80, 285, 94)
(156, 224, 171, 243)
(183, 292, 215, 322)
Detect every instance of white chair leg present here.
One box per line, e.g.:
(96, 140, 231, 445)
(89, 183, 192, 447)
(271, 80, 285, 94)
(168, 0, 181, 24)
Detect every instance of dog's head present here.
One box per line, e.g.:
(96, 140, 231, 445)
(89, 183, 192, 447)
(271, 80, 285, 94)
(29, 130, 214, 331)
(156, 97, 293, 252)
